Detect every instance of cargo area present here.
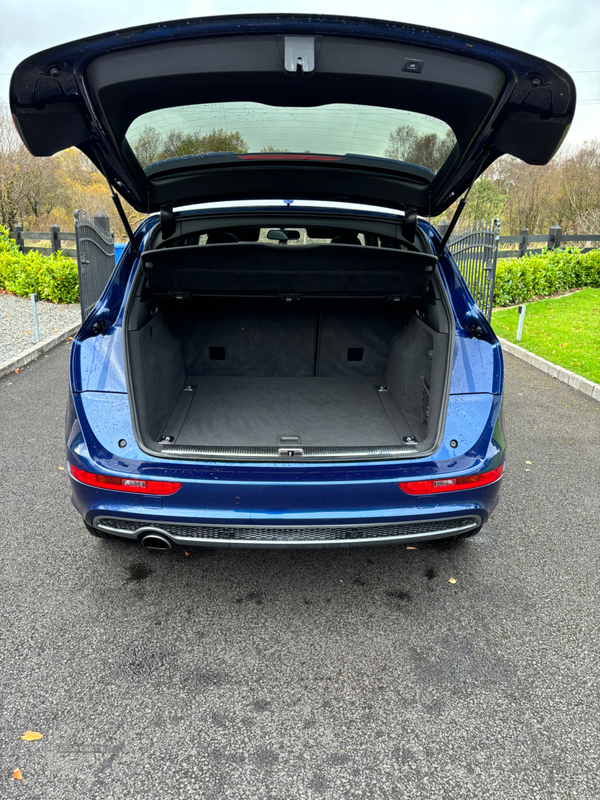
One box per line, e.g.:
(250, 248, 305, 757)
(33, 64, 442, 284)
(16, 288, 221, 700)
(124, 241, 453, 460)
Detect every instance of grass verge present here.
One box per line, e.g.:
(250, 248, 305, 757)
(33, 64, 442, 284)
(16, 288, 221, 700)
(491, 288, 600, 384)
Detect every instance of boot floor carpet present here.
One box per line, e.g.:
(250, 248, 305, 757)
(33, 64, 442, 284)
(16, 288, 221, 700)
(162, 377, 415, 448)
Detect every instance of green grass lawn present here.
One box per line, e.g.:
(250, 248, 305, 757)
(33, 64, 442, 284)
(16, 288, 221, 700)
(491, 288, 600, 384)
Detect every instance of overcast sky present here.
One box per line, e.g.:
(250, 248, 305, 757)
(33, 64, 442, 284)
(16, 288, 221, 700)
(1, 0, 599, 147)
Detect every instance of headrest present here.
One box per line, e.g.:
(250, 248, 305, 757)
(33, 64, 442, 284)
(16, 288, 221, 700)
(331, 234, 361, 245)
(206, 231, 239, 244)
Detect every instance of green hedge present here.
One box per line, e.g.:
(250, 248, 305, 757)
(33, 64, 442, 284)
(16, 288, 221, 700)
(493, 247, 600, 306)
(0, 226, 79, 304)
(2, 225, 599, 308)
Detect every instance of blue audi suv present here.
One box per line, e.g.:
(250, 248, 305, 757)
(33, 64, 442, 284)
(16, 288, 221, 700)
(10, 15, 574, 549)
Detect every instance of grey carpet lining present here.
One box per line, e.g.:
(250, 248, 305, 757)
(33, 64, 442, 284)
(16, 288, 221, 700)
(160, 386, 195, 442)
(162, 377, 415, 448)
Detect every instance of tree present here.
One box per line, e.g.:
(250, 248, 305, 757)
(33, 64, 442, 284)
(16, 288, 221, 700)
(463, 179, 507, 221)
(133, 126, 163, 167)
(490, 156, 559, 234)
(260, 146, 290, 153)
(21, 157, 61, 218)
(158, 130, 188, 160)
(385, 125, 417, 161)
(0, 101, 31, 226)
(136, 127, 249, 163)
(385, 125, 455, 172)
(196, 128, 248, 155)
(557, 140, 600, 229)
(0, 101, 67, 226)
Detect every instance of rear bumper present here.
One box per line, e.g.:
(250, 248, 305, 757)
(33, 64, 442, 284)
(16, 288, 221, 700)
(71, 470, 501, 548)
(67, 387, 504, 548)
(91, 514, 482, 548)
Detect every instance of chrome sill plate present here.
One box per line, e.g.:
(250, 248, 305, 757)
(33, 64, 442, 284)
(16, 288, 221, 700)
(160, 443, 417, 460)
(94, 515, 481, 548)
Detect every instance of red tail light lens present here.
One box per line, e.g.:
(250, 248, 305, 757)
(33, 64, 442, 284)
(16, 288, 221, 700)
(69, 465, 182, 495)
(399, 463, 504, 495)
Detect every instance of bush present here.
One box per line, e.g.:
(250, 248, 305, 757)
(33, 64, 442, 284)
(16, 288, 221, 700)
(493, 247, 600, 306)
(0, 226, 79, 304)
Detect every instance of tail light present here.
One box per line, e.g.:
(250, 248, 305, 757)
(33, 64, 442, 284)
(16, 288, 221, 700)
(399, 463, 504, 495)
(69, 465, 182, 495)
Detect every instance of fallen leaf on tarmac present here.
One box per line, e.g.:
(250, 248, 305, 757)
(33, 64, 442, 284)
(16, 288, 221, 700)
(448, 578, 457, 585)
(518, 392, 523, 396)
(525, 461, 532, 464)
(21, 731, 43, 741)
(66, 337, 73, 341)
(406, 546, 417, 550)
(14, 368, 19, 373)
(13, 769, 23, 780)
(58, 466, 64, 471)
(525, 469, 530, 472)
(184, 552, 189, 556)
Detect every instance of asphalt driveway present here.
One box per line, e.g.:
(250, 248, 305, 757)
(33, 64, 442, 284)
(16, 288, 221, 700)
(1, 343, 599, 800)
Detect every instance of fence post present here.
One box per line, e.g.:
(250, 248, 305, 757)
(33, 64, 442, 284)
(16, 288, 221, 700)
(13, 224, 25, 253)
(50, 224, 61, 254)
(30, 293, 40, 343)
(485, 218, 501, 321)
(548, 224, 562, 250)
(94, 211, 110, 234)
(437, 220, 449, 239)
(518, 227, 530, 258)
(74, 210, 85, 322)
(516, 304, 526, 342)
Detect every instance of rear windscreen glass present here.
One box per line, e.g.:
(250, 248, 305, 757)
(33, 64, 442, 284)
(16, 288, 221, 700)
(126, 102, 456, 173)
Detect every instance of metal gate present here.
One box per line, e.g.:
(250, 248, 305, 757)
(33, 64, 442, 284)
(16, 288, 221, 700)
(74, 210, 116, 320)
(438, 218, 500, 320)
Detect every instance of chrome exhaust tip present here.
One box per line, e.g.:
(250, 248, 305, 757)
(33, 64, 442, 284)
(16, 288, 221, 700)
(140, 533, 172, 550)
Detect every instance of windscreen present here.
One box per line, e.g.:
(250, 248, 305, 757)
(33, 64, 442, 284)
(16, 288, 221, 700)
(126, 102, 456, 173)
